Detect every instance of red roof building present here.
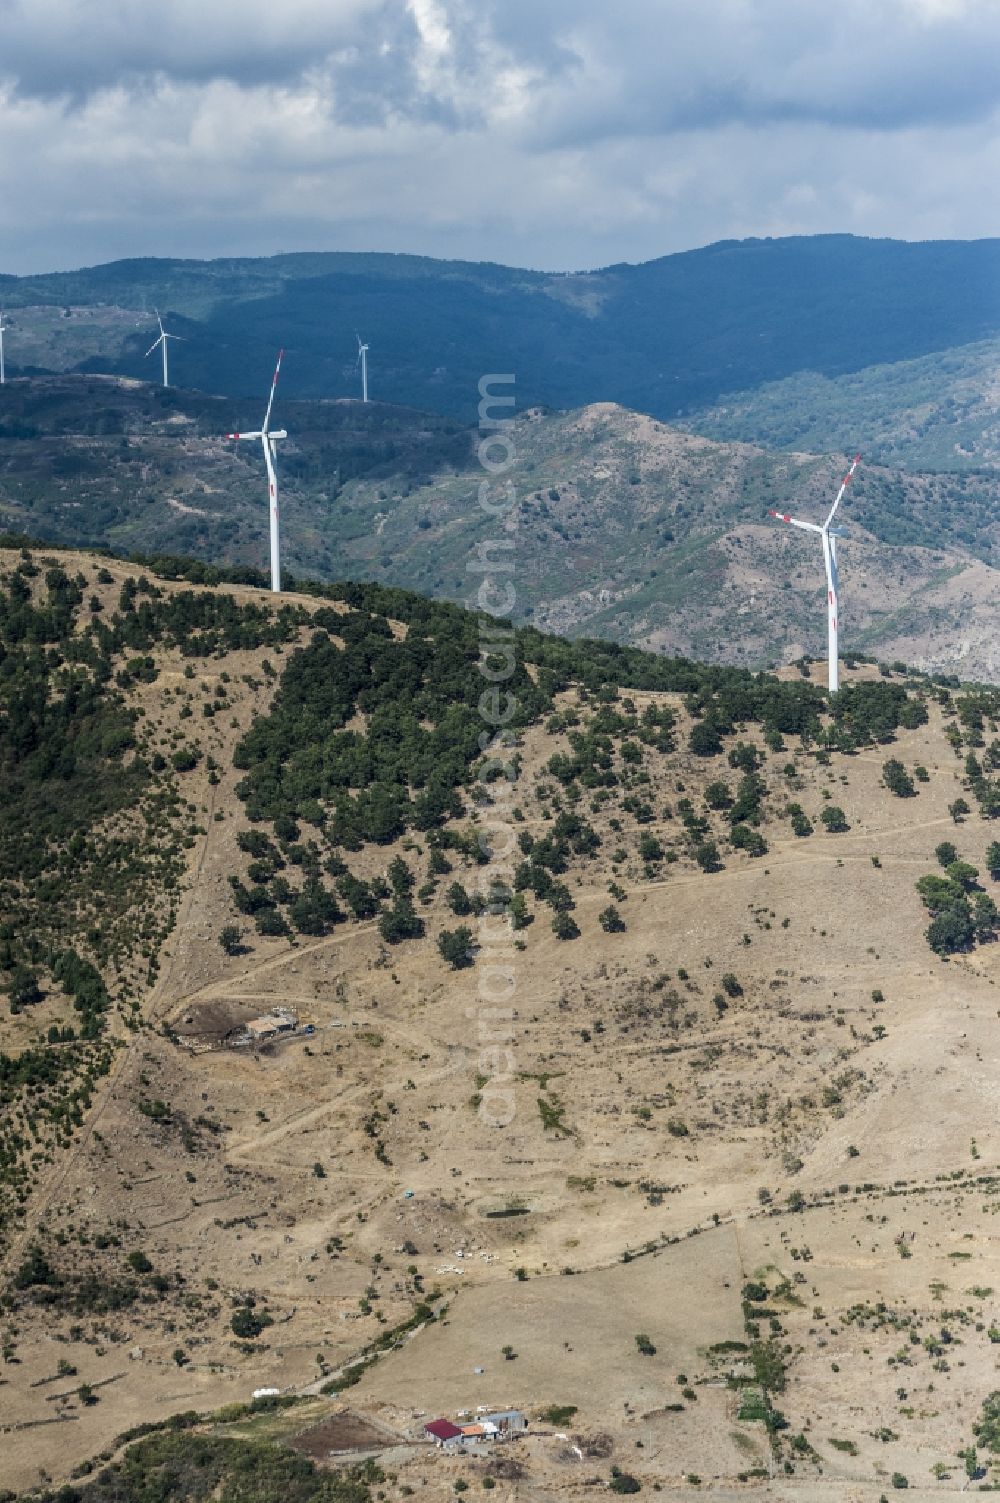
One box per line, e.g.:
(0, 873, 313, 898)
(425, 1419, 464, 1446)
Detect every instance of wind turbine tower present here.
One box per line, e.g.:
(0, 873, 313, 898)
(225, 350, 288, 593)
(145, 309, 184, 387)
(0, 310, 7, 385)
(356, 334, 369, 403)
(769, 454, 861, 694)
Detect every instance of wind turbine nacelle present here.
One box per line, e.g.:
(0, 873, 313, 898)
(268, 429, 288, 440)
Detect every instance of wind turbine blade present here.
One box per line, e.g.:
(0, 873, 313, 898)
(825, 453, 861, 529)
(769, 510, 823, 535)
(154, 308, 165, 337)
(144, 337, 163, 357)
(262, 348, 284, 433)
(226, 429, 263, 440)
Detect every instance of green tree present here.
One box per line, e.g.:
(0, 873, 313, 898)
(231, 1305, 272, 1340)
(446, 882, 474, 916)
(218, 924, 243, 955)
(694, 840, 722, 872)
(7, 964, 42, 1013)
(704, 780, 732, 810)
(926, 906, 974, 956)
(946, 860, 980, 891)
(883, 759, 916, 797)
(438, 926, 474, 969)
(731, 824, 767, 857)
(552, 911, 581, 941)
(689, 722, 722, 757)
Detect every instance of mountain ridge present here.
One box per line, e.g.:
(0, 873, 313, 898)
(3, 233, 1000, 421)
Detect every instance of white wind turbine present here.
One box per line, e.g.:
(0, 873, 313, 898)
(769, 453, 861, 694)
(356, 333, 369, 403)
(0, 309, 7, 385)
(225, 350, 288, 593)
(145, 309, 184, 387)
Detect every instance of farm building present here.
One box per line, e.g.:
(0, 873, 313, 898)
(244, 1009, 297, 1042)
(481, 1410, 527, 1436)
(424, 1419, 464, 1449)
(460, 1422, 497, 1440)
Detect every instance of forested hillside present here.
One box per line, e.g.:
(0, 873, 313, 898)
(683, 335, 1000, 471)
(2, 235, 1000, 421)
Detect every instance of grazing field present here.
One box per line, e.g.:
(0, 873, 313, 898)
(2, 544, 1000, 1500)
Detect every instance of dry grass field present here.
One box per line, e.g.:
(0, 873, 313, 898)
(2, 547, 1000, 1501)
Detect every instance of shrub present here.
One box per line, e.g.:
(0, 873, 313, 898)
(609, 1471, 641, 1494)
(539, 1405, 578, 1425)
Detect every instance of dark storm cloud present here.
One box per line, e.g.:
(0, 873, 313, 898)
(0, 1, 999, 272)
(4, 1, 999, 129)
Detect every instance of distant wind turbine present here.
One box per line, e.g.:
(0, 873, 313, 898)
(225, 350, 287, 593)
(0, 309, 7, 385)
(769, 454, 861, 694)
(356, 333, 369, 403)
(145, 309, 184, 387)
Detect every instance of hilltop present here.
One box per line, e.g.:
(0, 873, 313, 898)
(2, 235, 1000, 421)
(4, 378, 1000, 681)
(3, 543, 1000, 1498)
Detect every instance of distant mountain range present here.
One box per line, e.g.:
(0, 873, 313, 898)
(2, 235, 1000, 426)
(5, 375, 1000, 682)
(681, 335, 1000, 472)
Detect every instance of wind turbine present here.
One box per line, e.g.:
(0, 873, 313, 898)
(769, 453, 861, 694)
(225, 350, 287, 593)
(0, 309, 7, 385)
(145, 309, 184, 387)
(356, 333, 369, 403)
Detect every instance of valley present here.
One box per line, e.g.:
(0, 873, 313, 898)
(4, 379, 1000, 683)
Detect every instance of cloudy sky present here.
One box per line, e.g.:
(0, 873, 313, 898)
(2, 0, 1000, 273)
